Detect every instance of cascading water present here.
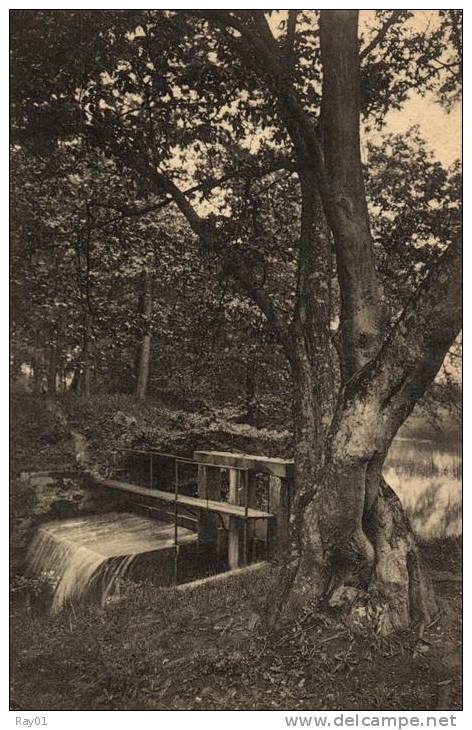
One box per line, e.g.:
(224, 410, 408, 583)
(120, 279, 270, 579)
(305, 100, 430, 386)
(27, 512, 181, 613)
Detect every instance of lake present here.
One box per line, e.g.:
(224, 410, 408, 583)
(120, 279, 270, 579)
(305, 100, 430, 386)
(384, 437, 462, 540)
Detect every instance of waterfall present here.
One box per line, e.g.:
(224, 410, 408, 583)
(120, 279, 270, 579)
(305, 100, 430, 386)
(26, 512, 174, 613)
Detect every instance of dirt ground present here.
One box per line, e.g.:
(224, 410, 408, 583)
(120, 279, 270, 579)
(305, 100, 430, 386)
(9, 394, 462, 711)
(10, 547, 462, 712)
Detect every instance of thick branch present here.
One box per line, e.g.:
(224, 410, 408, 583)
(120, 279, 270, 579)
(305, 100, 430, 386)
(333, 239, 462, 463)
(85, 115, 296, 355)
(86, 155, 294, 239)
(202, 11, 384, 379)
(374, 239, 461, 430)
(320, 10, 384, 379)
(103, 138, 292, 354)
(319, 240, 461, 569)
(293, 171, 334, 432)
(155, 171, 292, 352)
(285, 10, 299, 72)
(197, 11, 334, 228)
(222, 252, 292, 353)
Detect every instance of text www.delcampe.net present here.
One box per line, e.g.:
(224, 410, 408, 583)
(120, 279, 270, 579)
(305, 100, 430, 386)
(284, 715, 458, 728)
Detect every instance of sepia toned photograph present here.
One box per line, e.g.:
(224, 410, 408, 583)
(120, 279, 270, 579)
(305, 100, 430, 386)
(9, 7, 462, 714)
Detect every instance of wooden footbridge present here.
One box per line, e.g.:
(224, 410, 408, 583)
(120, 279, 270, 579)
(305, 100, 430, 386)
(91, 449, 294, 574)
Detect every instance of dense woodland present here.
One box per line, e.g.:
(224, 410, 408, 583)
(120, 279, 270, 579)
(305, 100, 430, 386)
(10, 10, 462, 634)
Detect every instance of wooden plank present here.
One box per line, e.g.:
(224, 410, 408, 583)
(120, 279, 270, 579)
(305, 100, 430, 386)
(173, 561, 269, 592)
(193, 450, 294, 478)
(94, 477, 274, 520)
(228, 468, 241, 570)
(197, 464, 221, 546)
(131, 502, 198, 532)
(20, 466, 76, 479)
(228, 469, 259, 569)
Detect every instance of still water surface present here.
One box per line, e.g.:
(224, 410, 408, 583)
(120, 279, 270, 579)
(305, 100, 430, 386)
(384, 437, 461, 540)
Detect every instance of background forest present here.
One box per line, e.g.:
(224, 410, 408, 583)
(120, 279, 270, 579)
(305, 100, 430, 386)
(10, 8, 462, 712)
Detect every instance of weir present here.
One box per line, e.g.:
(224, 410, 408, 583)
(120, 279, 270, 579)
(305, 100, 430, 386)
(27, 512, 198, 613)
(26, 449, 293, 613)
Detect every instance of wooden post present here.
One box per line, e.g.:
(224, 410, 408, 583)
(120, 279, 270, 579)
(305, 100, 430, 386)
(227, 469, 259, 568)
(228, 468, 241, 569)
(246, 471, 258, 562)
(197, 465, 223, 555)
(268, 475, 292, 558)
(193, 451, 294, 564)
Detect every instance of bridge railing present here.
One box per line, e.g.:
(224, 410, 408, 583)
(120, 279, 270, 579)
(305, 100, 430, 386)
(107, 447, 283, 570)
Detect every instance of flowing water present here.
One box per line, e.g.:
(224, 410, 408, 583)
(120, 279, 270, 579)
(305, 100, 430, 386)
(26, 512, 184, 613)
(26, 437, 461, 614)
(384, 437, 462, 540)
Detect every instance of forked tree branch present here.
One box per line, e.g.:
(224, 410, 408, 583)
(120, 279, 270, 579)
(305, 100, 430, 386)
(359, 11, 403, 61)
(336, 238, 462, 459)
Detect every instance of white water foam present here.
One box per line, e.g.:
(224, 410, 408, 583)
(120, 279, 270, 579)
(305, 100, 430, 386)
(27, 512, 178, 613)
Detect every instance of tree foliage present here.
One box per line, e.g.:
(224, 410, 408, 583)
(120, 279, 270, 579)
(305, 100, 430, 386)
(10, 10, 462, 630)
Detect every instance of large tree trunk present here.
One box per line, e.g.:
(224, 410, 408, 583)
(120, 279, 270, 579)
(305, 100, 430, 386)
(319, 11, 386, 380)
(281, 430, 438, 633)
(275, 362, 440, 632)
(270, 11, 459, 632)
(97, 10, 460, 635)
(135, 269, 153, 402)
(277, 238, 460, 632)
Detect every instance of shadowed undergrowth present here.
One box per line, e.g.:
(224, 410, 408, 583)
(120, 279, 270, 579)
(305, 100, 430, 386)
(10, 393, 462, 710)
(10, 541, 461, 711)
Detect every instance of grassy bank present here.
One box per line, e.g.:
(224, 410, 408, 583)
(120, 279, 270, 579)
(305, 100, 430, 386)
(10, 540, 461, 711)
(10, 393, 462, 710)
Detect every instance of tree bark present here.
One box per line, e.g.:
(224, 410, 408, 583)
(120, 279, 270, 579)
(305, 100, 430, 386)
(84, 10, 461, 634)
(47, 345, 57, 395)
(319, 10, 385, 380)
(280, 241, 460, 631)
(212, 11, 461, 632)
(135, 268, 153, 402)
(244, 354, 257, 423)
(32, 350, 46, 393)
(82, 362, 91, 399)
(69, 363, 81, 393)
(81, 316, 92, 400)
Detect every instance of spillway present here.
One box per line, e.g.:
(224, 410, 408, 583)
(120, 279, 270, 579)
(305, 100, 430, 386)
(26, 512, 197, 613)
